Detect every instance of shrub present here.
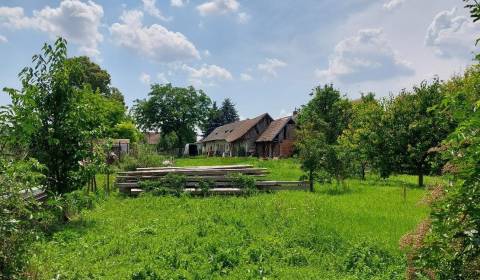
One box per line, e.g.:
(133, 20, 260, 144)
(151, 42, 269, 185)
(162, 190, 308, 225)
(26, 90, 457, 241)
(198, 179, 215, 196)
(229, 173, 256, 194)
(138, 173, 187, 196)
(117, 144, 168, 171)
(0, 159, 45, 279)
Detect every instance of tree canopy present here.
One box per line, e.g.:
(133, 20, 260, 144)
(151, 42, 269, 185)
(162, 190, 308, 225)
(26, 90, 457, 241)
(133, 84, 211, 150)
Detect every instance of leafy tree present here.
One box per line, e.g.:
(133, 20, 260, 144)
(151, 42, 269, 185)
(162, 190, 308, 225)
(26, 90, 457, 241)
(111, 120, 142, 142)
(338, 93, 382, 179)
(67, 56, 111, 96)
(2, 38, 108, 193)
(133, 84, 211, 149)
(220, 98, 240, 124)
(375, 79, 452, 186)
(296, 84, 352, 187)
(201, 101, 223, 136)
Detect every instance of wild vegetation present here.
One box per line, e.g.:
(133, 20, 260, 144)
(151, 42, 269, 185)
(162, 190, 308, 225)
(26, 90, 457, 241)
(0, 1, 479, 279)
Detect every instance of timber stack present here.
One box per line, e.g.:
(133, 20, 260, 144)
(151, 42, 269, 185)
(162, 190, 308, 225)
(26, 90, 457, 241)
(116, 165, 307, 196)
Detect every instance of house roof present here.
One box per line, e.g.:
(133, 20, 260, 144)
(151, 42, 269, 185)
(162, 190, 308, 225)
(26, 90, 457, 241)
(202, 113, 271, 143)
(256, 116, 294, 142)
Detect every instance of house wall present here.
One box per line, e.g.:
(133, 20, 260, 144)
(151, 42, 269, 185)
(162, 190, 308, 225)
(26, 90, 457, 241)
(232, 117, 271, 156)
(203, 140, 229, 156)
(256, 122, 296, 158)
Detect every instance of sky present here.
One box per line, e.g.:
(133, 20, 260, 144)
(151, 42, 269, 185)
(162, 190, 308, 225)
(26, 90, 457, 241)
(0, 0, 479, 119)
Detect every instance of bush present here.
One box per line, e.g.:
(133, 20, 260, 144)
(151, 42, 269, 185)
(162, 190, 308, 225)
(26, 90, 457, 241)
(117, 144, 168, 171)
(138, 173, 187, 196)
(198, 179, 215, 196)
(0, 159, 45, 279)
(229, 173, 257, 195)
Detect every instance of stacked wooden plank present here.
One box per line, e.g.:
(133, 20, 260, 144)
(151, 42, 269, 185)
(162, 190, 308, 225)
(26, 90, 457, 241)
(116, 165, 307, 196)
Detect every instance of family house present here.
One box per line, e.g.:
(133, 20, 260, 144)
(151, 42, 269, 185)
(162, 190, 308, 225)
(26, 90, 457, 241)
(201, 112, 297, 158)
(201, 113, 273, 156)
(256, 116, 296, 158)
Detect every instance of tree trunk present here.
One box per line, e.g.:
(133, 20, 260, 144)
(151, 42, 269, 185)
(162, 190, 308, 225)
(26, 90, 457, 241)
(418, 172, 424, 188)
(360, 163, 366, 181)
(309, 169, 314, 192)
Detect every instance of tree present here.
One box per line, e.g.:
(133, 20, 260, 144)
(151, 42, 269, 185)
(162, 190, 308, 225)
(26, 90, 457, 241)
(2, 38, 108, 193)
(111, 121, 143, 143)
(67, 56, 111, 96)
(296, 84, 352, 187)
(133, 84, 211, 150)
(338, 93, 382, 179)
(374, 79, 452, 186)
(220, 98, 240, 124)
(201, 101, 223, 136)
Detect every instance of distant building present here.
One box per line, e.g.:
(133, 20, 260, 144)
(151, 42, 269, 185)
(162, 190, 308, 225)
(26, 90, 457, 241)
(201, 112, 297, 158)
(256, 116, 296, 158)
(111, 139, 130, 156)
(144, 132, 161, 145)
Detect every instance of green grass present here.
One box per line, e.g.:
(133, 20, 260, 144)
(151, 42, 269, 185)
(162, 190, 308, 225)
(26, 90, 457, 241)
(29, 158, 433, 279)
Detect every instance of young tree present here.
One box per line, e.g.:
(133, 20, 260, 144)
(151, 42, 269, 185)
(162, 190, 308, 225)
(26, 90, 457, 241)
(296, 84, 352, 186)
(338, 93, 382, 179)
(2, 38, 109, 193)
(133, 84, 211, 150)
(220, 98, 240, 124)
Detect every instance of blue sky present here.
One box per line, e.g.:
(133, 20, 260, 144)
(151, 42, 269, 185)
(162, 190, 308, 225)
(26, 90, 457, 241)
(0, 0, 478, 119)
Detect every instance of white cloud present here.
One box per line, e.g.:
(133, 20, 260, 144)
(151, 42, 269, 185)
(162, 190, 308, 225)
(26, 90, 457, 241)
(315, 29, 414, 84)
(142, 0, 170, 21)
(139, 73, 151, 84)
(197, 0, 239, 16)
(157, 72, 169, 83)
(240, 73, 253, 81)
(203, 49, 211, 57)
(425, 8, 480, 59)
(110, 10, 200, 63)
(258, 58, 287, 77)
(237, 12, 250, 24)
(182, 64, 233, 86)
(171, 0, 188, 7)
(0, 0, 103, 57)
(0, 34, 7, 43)
(383, 0, 405, 11)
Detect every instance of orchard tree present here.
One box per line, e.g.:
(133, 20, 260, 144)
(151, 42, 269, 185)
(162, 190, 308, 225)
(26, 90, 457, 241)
(377, 79, 452, 186)
(2, 38, 110, 193)
(133, 84, 211, 150)
(296, 84, 352, 186)
(338, 93, 382, 179)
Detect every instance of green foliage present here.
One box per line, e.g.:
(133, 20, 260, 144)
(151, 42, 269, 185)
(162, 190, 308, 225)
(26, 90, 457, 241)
(117, 145, 168, 171)
(1, 38, 115, 193)
(157, 131, 179, 153)
(338, 93, 383, 179)
(130, 267, 160, 280)
(0, 158, 45, 279)
(133, 84, 211, 149)
(296, 84, 352, 189)
(30, 163, 428, 279)
(138, 173, 187, 196)
(406, 64, 480, 279)
(229, 173, 256, 193)
(111, 121, 142, 143)
(198, 178, 215, 196)
(201, 98, 240, 136)
(370, 79, 452, 186)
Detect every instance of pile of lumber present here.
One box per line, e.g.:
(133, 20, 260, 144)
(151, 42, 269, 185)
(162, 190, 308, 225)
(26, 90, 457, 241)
(116, 165, 307, 196)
